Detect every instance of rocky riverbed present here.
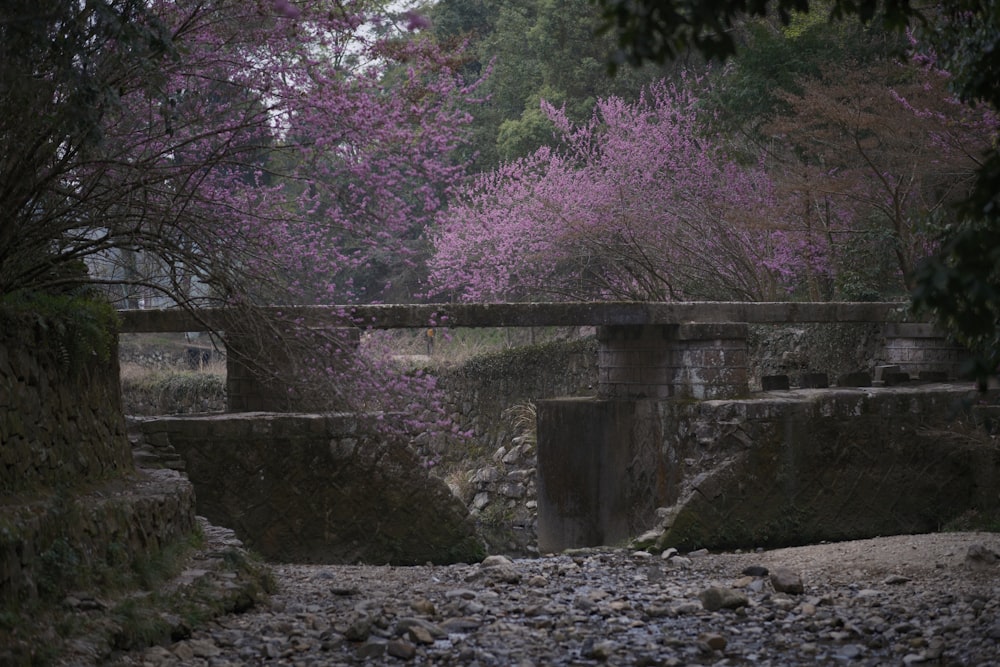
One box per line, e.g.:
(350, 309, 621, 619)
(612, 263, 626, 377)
(114, 532, 1000, 667)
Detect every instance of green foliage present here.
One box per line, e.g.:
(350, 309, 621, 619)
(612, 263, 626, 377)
(832, 219, 906, 301)
(505, 401, 538, 449)
(459, 337, 595, 381)
(913, 217, 1000, 386)
(111, 598, 174, 651)
(37, 538, 83, 599)
(707, 14, 902, 138)
(593, 0, 918, 70)
(0, 291, 118, 372)
(430, 0, 674, 170)
(122, 369, 226, 413)
(593, 0, 1000, 386)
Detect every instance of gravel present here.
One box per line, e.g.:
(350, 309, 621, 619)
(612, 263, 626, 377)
(114, 532, 1000, 666)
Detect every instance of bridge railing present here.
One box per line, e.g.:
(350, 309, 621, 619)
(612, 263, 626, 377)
(117, 302, 962, 410)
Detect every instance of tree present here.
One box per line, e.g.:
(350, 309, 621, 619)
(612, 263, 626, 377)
(429, 0, 675, 171)
(592, 0, 916, 68)
(0, 0, 480, 429)
(0, 0, 477, 306)
(764, 58, 997, 299)
(428, 81, 807, 302)
(908, 1, 1000, 382)
(593, 0, 1000, 382)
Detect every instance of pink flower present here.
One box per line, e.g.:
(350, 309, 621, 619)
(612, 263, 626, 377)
(403, 10, 431, 32)
(272, 0, 301, 19)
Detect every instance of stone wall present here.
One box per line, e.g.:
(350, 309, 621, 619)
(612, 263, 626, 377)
(598, 324, 749, 400)
(655, 385, 1000, 549)
(747, 322, 887, 390)
(0, 306, 197, 604)
(436, 337, 598, 452)
(1, 310, 132, 495)
(0, 469, 196, 602)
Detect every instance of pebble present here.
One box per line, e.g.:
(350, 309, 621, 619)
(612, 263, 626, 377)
(113, 546, 1000, 667)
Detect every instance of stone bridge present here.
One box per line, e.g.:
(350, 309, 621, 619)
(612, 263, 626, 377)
(119, 301, 958, 410)
(121, 302, 994, 558)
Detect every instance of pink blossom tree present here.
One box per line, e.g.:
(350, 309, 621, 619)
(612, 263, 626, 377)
(1, 0, 480, 432)
(428, 80, 812, 302)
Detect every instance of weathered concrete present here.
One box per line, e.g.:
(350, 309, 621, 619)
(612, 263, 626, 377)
(137, 413, 485, 565)
(535, 398, 664, 553)
(537, 384, 1000, 552)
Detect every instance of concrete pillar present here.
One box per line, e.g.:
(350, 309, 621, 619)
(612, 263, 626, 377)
(882, 323, 967, 380)
(597, 323, 748, 400)
(535, 398, 665, 553)
(225, 327, 360, 412)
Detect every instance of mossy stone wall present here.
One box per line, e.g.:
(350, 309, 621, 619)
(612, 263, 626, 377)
(0, 310, 132, 495)
(0, 306, 196, 606)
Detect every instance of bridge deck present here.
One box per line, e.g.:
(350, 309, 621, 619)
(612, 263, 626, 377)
(118, 301, 916, 333)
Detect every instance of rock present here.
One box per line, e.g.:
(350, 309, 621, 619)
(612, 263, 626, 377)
(837, 644, 864, 660)
(472, 467, 500, 484)
(633, 529, 663, 549)
(742, 565, 769, 577)
(172, 642, 195, 661)
(355, 638, 387, 659)
(445, 588, 477, 600)
(410, 598, 435, 615)
(770, 567, 804, 594)
(882, 574, 911, 585)
(699, 633, 727, 651)
(583, 639, 617, 660)
(965, 544, 999, 570)
(698, 587, 749, 611)
(498, 482, 526, 499)
(481, 554, 514, 568)
(344, 616, 372, 642)
(472, 492, 490, 510)
(387, 638, 417, 660)
(440, 617, 482, 634)
(106, 535, 1000, 667)
(188, 638, 221, 658)
(479, 554, 521, 583)
(395, 617, 446, 641)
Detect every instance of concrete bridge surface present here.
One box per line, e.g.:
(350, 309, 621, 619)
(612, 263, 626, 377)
(119, 300, 915, 332)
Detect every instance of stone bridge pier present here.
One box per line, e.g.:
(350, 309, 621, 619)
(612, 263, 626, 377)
(538, 322, 750, 553)
(597, 323, 748, 400)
